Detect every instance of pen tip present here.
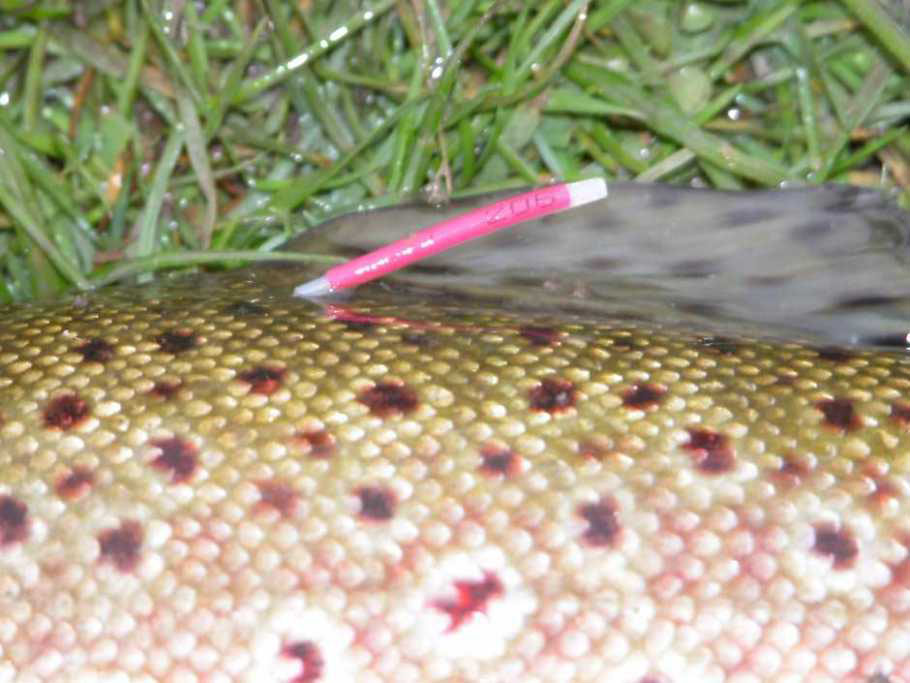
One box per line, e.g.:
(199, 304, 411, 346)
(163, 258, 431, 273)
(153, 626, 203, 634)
(293, 276, 333, 298)
(567, 177, 608, 207)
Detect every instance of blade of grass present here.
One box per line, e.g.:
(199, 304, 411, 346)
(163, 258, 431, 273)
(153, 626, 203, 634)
(840, 0, 910, 73)
(233, 0, 397, 104)
(129, 127, 184, 261)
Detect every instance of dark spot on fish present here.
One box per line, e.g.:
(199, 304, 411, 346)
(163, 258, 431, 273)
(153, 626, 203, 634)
(821, 184, 863, 211)
(149, 380, 182, 399)
(813, 522, 858, 569)
(342, 319, 378, 331)
(294, 429, 335, 458)
(645, 185, 684, 208)
(519, 326, 560, 346)
(683, 429, 735, 473)
(98, 520, 143, 572)
(723, 206, 778, 227)
(891, 402, 910, 426)
(793, 219, 831, 241)
(529, 377, 577, 413)
(155, 329, 199, 354)
(358, 381, 418, 417)
(256, 480, 298, 517)
(816, 398, 861, 432)
(399, 331, 433, 347)
(44, 393, 90, 430)
(149, 437, 198, 484)
(356, 486, 396, 521)
(0, 496, 28, 546)
(282, 640, 324, 683)
(582, 257, 622, 271)
(836, 294, 902, 309)
(867, 674, 892, 683)
(670, 259, 716, 277)
(863, 333, 910, 350)
(697, 336, 738, 355)
(579, 497, 621, 547)
(76, 338, 114, 363)
(432, 571, 503, 631)
(813, 346, 854, 363)
(223, 300, 267, 317)
(56, 467, 94, 500)
(677, 301, 725, 318)
(622, 383, 666, 410)
(479, 445, 520, 477)
(238, 365, 287, 395)
(408, 262, 465, 277)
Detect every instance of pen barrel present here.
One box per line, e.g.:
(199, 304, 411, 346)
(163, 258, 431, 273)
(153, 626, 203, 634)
(324, 184, 573, 289)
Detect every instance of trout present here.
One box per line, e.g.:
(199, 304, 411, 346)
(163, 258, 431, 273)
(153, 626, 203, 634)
(1, 182, 910, 682)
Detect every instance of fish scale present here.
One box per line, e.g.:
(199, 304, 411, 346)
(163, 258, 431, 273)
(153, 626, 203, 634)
(2, 184, 910, 681)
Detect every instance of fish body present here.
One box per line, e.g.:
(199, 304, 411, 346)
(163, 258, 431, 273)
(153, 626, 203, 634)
(1, 184, 910, 681)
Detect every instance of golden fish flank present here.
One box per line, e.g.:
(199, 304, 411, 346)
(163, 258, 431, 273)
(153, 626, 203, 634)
(2, 269, 910, 682)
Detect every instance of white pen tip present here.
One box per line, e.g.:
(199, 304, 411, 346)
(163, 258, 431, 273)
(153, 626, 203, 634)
(567, 177, 608, 207)
(293, 275, 333, 298)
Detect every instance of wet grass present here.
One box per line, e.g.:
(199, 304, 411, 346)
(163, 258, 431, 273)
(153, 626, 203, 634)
(0, 0, 909, 301)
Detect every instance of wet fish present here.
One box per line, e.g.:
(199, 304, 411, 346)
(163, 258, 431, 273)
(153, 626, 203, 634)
(1, 182, 910, 681)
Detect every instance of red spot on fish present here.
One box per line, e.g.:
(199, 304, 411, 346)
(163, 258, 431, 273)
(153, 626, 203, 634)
(578, 438, 612, 461)
(44, 393, 90, 430)
(682, 429, 735, 473)
(149, 380, 182, 399)
(519, 326, 560, 346)
(0, 496, 28, 546)
(356, 486, 396, 521)
(358, 381, 418, 418)
(282, 640, 324, 682)
(98, 520, 143, 572)
(869, 477, 900, 507)
(293, 429, 336, 458)
(891, 402, 910, 426)
(816, 398, 861, 432)
(479, 444, 520, 477)
(156, 329, 199, 354)
(76, 338, 114, 363)
(772, 453, 811, 488)
(432, 571, 504, 631)
(56, 466, 95, 500)
(622, 383, 666, 409)
(813, 522, 858, 569)
(256, 480, 298, 517)
(529, 377, 577, 413)
(579, 497, 621, 547)
(149, 437, 198, 484)
(239, 365, 287, 395)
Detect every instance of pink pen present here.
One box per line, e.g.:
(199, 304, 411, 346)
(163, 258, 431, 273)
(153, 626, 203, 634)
(293, 177, 608, 298)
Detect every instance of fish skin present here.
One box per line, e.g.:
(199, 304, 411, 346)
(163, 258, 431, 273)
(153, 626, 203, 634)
(1, 186, 910, 681)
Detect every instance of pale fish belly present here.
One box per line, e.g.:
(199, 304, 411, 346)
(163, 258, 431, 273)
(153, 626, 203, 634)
(1, 183, 910, 682)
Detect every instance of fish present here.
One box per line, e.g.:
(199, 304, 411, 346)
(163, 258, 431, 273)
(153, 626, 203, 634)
(2, 181, 910, 682)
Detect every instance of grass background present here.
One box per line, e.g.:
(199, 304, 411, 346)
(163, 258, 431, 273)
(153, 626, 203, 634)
(0, 0, 909, 302)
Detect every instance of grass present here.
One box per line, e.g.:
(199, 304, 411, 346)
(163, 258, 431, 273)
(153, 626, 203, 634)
(0, 0, 909, 302)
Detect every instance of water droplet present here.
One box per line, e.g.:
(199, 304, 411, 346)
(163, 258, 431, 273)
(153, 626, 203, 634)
(363, 10, 374, 21)
(329, 26, 348, 42)
(727, 107, 741, 121)
(0, 92, 9, 107)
